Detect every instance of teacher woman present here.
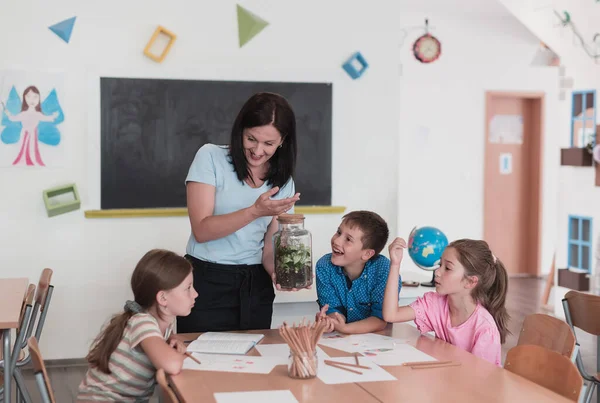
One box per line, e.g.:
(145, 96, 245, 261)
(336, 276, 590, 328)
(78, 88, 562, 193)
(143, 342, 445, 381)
(176, 92, 301, 333)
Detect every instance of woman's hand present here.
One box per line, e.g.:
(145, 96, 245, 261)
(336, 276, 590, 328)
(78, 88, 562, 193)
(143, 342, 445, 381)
(271, 271, 312, 292)
(252, 187, 300, 218)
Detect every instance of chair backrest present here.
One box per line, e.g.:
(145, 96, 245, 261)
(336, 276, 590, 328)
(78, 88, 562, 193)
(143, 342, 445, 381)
(156, 368, 179, 403)
(563, 290, 600, 336)
(35, 268, 53, 313)
(517, 313, 576, 358)
(27, 336, 56, 403)
(505, 344, 583, 401)
(24, 268, 54, 346)
(17, 284, 36, 336)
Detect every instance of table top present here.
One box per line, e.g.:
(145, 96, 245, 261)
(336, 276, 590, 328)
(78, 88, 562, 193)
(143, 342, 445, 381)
(170, 324, 572, 403)
(0, 278, 29, 329)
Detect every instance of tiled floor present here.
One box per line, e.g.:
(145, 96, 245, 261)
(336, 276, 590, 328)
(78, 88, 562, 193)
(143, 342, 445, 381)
(7, 277, 598, 402)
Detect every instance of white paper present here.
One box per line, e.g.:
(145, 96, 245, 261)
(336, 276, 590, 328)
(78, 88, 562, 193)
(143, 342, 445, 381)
(187, 332, 265, 355)
(489, 114, 523, 144)
(254, 343, 330, 365)
(182, 353, 279, 374)
(198, 332, 264, 343)
(0, 70, 67, 168)
(187, 340, 256, 355)
(214, 390, 298, 403)
(360, 344, 437, 366)
(318, 333, 402, 353)
(499, 153, 512, 175)
(318, 356, 396, 385)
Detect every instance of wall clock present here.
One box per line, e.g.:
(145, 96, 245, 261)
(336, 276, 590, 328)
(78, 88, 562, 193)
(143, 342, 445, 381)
(413, 33, 441, 64)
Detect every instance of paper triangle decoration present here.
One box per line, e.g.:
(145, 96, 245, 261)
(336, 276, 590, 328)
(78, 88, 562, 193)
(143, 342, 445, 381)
(237, 5, 268, 47)
(49, 17, 77, 43)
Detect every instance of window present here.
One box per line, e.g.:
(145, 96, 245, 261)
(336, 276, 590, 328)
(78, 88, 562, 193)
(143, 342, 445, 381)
(568, 216, 593, 272)
(571, 90, 596, 148)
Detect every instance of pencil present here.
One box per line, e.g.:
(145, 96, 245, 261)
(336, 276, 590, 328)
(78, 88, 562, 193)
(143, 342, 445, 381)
(402, 360, 451, 366)
(410, 362, 461, 369)
(184, 351, 202, 365)
(324, 361, 363, 375)
(324, 359, 370, 370)
(354, 353, 359, 365)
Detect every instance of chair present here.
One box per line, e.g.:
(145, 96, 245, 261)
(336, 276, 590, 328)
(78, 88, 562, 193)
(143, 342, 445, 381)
(3, 268, 55, 403)
(0, 284, 36, 398)
(156, 368, 180, 403)
(517, 313, 576, 358)
(563, 290, 600, 403)
(505, 344, 583, 401)
(27, 336, 56, 403)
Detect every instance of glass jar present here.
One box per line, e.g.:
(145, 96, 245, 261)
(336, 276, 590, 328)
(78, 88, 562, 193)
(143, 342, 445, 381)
(288, 350, 318, 379)
(273, 214, 313, 290)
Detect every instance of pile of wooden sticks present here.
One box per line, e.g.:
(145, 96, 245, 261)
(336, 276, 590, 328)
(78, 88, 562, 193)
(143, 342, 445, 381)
(279, 320, 328, 378)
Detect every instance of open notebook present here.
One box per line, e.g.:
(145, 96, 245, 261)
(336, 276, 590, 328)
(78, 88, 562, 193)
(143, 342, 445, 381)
(186, 332, 265, 355)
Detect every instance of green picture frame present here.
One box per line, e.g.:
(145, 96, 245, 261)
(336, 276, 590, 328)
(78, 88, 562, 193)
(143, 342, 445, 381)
(43, 183, 81, 217)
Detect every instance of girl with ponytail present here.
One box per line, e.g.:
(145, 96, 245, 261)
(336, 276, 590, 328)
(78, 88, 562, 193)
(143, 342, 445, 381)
(77, 249, 198, 402)
(383, 238, 510, 367)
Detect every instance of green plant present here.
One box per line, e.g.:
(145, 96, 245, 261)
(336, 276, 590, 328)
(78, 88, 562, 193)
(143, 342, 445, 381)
(275, 238, 311, 274)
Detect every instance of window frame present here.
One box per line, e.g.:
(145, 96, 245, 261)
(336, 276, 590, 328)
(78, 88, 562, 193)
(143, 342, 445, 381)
(570, 90, 596, 148)
(568, 215, 593, 272)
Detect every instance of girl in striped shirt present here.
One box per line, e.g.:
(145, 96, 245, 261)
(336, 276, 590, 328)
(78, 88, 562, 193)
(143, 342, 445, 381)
(77, 249, 198, 402)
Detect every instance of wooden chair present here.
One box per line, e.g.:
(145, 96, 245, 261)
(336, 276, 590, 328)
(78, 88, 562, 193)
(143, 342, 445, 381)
(156, 368, 180, 403)
(505, 344, 583, 401)
(562, 290, 600, 403)
(517, 313, 577, 358)
(0, 283, 35, 399)
(27, 337, 55, 403)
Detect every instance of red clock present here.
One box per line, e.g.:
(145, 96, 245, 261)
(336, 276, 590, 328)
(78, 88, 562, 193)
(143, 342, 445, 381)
(413, 33, 441, 64)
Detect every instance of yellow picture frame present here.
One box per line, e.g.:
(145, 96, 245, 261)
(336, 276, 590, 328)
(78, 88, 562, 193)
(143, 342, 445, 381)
(143, 26, 177, 63)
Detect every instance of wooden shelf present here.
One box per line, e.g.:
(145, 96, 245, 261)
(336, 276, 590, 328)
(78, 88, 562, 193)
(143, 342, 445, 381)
(84, 206, 347, 219)
(560, 147, 593, 167)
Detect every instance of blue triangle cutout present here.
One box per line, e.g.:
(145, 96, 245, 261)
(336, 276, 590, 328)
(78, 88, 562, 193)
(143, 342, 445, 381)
(49, 17, 76, 43)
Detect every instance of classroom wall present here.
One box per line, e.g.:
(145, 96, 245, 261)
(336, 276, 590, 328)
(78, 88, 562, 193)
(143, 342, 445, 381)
(498, 0, 600, 316)
(0, 0, 558, 359)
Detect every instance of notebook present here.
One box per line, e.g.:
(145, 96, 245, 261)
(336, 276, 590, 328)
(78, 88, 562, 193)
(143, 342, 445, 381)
(186, 332, 265, 355)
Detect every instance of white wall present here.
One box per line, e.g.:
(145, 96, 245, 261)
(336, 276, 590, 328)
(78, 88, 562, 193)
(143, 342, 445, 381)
(396, 13, 560, 278)
(497, 0, 600, 315)
(0, 0, 558, 359)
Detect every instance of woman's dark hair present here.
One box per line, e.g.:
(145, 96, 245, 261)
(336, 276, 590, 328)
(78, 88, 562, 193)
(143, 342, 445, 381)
(229, 92, 297, 189)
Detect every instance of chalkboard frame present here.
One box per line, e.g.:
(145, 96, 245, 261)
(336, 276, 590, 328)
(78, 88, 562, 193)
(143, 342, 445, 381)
(99, 77, 333, 210)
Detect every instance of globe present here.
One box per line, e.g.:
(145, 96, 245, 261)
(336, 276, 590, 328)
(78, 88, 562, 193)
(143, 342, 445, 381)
(407, 226, 449, 287)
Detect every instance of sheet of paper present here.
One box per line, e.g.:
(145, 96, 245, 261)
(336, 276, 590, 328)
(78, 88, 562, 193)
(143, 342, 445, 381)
(198, 332, 264, 343)
(318, 333, 403, 353)
(254, 343, 330, 365)
(318, 356, 396, 385)
(183, 353, 279, 374)
(360, 344, 437, 366)
(187, 340, 254, 355)
(214, 390, 298, 403)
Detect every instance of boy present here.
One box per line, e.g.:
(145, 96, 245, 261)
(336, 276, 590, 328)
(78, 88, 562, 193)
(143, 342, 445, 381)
(315, 211, 402, 334)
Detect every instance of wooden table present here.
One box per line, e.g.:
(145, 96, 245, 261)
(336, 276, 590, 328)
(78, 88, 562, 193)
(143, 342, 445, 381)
(0, 278, 28, 403)
(171, 324, 573, 403)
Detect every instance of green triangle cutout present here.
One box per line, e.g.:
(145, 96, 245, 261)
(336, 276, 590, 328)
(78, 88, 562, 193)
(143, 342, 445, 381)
(237, 4, 269, 47)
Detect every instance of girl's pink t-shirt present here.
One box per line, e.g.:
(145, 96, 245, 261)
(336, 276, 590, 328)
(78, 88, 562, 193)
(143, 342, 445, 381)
(409, 292, 502, 367)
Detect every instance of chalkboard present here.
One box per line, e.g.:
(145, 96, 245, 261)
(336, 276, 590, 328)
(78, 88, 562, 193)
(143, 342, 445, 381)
(100, 78, 332, 209)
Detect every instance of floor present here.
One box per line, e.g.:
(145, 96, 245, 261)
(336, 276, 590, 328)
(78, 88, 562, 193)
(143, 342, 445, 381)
(5, 278, 598, 402)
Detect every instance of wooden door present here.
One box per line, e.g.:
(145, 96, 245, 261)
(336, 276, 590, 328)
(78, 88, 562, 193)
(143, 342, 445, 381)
(484, 92, 543, 276)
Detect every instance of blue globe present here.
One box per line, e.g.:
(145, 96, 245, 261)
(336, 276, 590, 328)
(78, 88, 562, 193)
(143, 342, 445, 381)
(408, 226, 449, 270)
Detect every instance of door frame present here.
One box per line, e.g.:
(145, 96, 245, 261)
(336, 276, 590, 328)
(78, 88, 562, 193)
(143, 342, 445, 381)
(484, 91, 545, 277)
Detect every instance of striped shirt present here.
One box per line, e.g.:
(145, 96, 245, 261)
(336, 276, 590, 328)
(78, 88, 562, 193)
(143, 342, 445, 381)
(77, 313, 174, 402)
